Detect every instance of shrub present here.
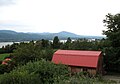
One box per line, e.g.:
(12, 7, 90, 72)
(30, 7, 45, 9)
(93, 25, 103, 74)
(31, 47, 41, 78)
(13, 42, 54, 65)
(0, 58, 15, 74)
(0, 64, 8, 74)
(0, 59, 69, 84)
(57, 72, 117, 84)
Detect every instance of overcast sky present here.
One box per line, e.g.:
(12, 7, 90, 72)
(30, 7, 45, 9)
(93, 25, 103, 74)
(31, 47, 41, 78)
(0, 0, 120, 36)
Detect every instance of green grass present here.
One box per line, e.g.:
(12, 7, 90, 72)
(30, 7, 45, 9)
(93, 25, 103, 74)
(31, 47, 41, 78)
(0, 53, 10, 61)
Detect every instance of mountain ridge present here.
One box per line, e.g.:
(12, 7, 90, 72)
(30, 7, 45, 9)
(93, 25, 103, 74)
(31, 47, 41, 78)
(0, 30, 105, 42)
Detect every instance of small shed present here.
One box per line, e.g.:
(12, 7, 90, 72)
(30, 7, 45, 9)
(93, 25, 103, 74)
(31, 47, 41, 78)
(52, 50, 103, 75)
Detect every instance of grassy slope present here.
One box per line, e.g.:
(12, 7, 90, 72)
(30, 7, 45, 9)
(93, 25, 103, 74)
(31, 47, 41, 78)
(0, 53, 10, 61)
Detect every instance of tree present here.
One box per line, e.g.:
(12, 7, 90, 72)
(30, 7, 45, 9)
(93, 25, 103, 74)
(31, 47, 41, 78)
(103, 13, 120, 47)
(53, 36, 60, 49)
(13, 42, 42, 65)
(12, 41, 54, 65)
(60, 37, 72, 50)
(66, 37, 71, 44)
(103, 13, 120, 72)
(41, 39, 49, 48)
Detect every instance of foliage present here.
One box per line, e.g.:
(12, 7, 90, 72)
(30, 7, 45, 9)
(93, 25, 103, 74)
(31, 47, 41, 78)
(66, 37, 72, 44)
(58, 72, 117, 84)
(0, 60, 69, 84)
(0, 43, 18, 54)
(103, 47, 120, 72)
(41, 39, 50, 48)
(35, 39, 51, 49)
(0, 35, 119, 83)
(103, 13, 120, 72)
(60, 37, 72, 49)
(53, 36, 60, 49)
(103, 13, 120, 47)
(13, 42, 54, 65)
(61, 39, 100, 50)
(0, 61, 15, 74)
(0, 57, 15, 74)
(0, 65, 8, 74)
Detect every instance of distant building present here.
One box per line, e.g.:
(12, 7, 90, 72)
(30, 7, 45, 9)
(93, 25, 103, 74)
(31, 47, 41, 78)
(52, 50, 103, 75)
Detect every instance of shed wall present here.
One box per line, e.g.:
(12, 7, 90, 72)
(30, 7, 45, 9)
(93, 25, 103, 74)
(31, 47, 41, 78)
(69, 66, 97, 75)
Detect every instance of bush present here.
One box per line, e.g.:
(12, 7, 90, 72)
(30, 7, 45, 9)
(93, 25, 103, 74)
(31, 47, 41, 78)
(57, 72, 117, 84)
(0, 60, 69, 84)
(0, 65, 8, 74)
(0, 60, 117, 84)
(0, 59, 15, 74)
(13, 42, 54, 65)
(0, 70, 40, 84)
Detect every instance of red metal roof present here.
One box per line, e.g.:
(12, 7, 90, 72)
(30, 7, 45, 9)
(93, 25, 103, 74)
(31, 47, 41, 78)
(52, 50, 102, 68)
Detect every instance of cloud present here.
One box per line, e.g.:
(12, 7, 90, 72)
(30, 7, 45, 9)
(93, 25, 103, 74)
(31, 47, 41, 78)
(0, 23, 22, 27)
(0, 0, 16, 6)
(0, 0, 120, 36)
(0, 21, 33, 32)
(0, 21, 27, 28)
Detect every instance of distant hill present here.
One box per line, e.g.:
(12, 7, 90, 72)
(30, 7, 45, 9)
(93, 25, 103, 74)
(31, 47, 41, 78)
(0, 30, 104, 42)
(54, 31, 80, 38)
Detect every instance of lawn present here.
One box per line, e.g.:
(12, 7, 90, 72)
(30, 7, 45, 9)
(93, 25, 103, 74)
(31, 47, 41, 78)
(0, 53, 10, 61)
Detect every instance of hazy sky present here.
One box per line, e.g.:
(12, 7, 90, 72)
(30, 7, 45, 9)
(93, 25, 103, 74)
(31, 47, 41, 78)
(0, 0, 120, 36)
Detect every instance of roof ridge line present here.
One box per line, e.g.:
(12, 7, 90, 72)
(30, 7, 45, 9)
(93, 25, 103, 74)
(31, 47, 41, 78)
(55, 54, 100, 57)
